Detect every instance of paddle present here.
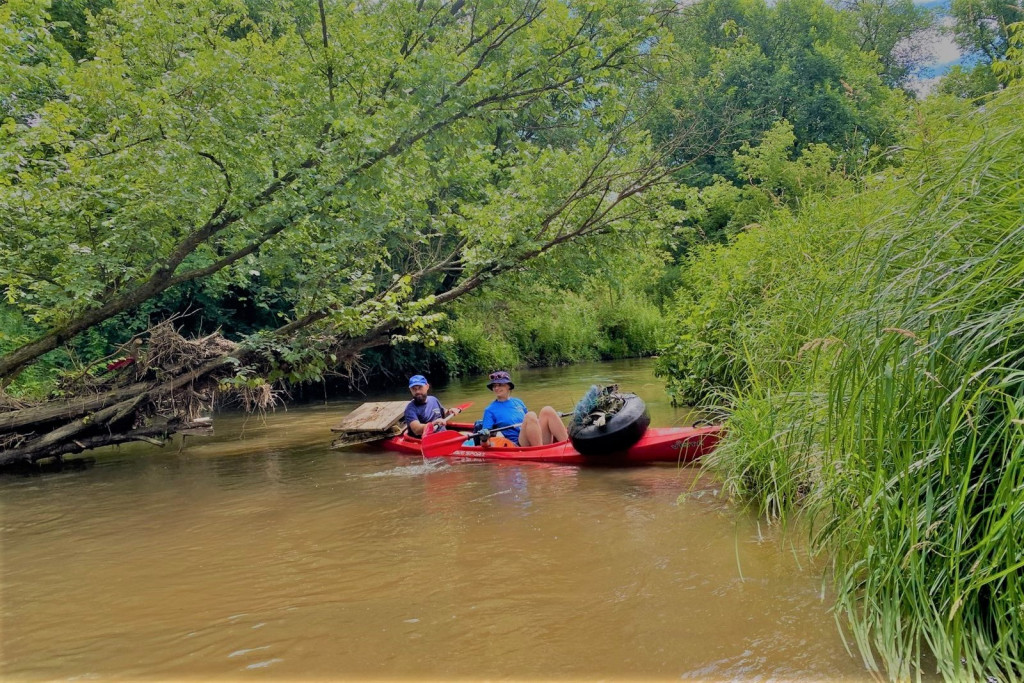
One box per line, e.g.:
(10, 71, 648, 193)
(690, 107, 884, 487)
(448, 401, 473, 416)
(421, 411, 571, 458)
(421, 422, 520, 458)
(415, 401, 472, 435)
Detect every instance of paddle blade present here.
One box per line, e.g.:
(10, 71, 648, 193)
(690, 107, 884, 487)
(421, 429, 470, 458)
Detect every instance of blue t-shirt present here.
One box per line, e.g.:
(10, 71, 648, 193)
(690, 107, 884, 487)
(482, 397, 528, 444)
(405, 396, 445, 435)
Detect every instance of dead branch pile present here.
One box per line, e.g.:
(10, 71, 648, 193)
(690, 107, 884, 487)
(1, 319, 378, 467)
(0, 322, 247, 466)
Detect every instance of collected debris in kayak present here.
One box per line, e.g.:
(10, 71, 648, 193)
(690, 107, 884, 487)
(329, 401, 411, 449)
(569, 384, 651, 456)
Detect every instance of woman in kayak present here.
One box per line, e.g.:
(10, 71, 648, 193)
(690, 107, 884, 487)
(482, 371, 568, 446)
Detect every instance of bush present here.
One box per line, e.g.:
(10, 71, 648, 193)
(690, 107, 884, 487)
(662, 85, 1024, 680)
(595, 291, 665, 359)
(655, 197, 866, 404)
(437, 318, 521, 378)
(435, 280, 669, 378)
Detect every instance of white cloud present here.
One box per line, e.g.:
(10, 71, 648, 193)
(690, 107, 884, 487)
(907, 74, 943, 96)
(920, 17, 962, 65)
(906, 16, 964, 94)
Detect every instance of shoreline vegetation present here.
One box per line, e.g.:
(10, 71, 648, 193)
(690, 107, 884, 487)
(657, 85, 1024, 679)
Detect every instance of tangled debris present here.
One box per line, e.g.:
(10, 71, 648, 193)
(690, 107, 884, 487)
(571, 384, 627, 429)
(0, 321, 276, 467)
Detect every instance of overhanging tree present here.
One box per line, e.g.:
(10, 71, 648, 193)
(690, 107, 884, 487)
(0, 0, 697, 463)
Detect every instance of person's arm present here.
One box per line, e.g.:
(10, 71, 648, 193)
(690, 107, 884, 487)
(404, 403, 427, 437)
(482, 405, 497, 430)
(412, 397, 447, 436)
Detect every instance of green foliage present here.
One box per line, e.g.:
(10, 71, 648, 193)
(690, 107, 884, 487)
(0, 305, 59, 397)
(662, 85, 1024, 679)
(656, 125, 856, 404)
(733, 120, 840, 203)
(657, 119, 853, 252)
(843, 0, 937, 87)
(992, 21, 1024, 85)
(436, 236, 672, 377)
(942, 0, 1023, 97)
(950, 0, 1023, 63)
(936, 63, 1002, 99)
(441, 286, 667, 375)
(436, 318, 522, 379)
(502, 294, 603, 366)
(663, 0, 913, 188)
(1, 0, 683, 389)
(48, 0, 116, 60)
(1, 0, 72, 126)
(646, 0, 915, 253)
(655, 205, 849, 403)
(594, 291, 665, 359)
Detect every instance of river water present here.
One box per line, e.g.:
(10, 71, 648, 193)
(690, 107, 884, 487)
(1, 359, 876, 680)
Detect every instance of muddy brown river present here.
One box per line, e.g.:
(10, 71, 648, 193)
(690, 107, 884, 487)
(1, 359, 877, 680)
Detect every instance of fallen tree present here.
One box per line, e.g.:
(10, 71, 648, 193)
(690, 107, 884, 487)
(0, 0, 709, 465)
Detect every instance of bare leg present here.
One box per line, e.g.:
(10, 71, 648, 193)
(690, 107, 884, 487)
(538, 406, 568, 444)
(518, 411, 542, 447)
(519, 408, 568, 446)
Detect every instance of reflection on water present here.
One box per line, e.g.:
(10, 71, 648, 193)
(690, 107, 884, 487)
(1, 359, 877, 680)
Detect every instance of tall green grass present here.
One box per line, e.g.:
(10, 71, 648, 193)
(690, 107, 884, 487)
(668, 87, 1024, 680)
(815, 91, 1024, 678)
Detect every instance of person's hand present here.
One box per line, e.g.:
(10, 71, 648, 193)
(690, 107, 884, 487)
(445, 407, 461, 417)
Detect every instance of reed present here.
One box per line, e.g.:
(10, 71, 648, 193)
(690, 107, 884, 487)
(682, 86, 1024, 680)
(813, 90, 1024, 680)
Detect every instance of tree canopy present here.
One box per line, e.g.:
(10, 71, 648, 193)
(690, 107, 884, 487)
(2, 0, 678, 374)
(657, 0, 912, 187)
(1, 0, 692, 461)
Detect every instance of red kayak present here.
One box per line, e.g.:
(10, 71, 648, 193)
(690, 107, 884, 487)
(382, 422, 722, 465)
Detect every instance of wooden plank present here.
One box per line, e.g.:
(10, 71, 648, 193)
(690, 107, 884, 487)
(330, 401, 409, 433)
(330, 427, 402, 449)
(179, 417, 214, 436)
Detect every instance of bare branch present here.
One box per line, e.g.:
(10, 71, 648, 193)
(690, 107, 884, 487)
(317, 0, 336, 103)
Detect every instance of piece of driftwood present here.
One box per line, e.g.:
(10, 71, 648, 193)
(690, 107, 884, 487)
(330, 401, 408, 433)
(179, 417, 214, 436)
(329, 401, 409, 449)
(331, 426, 403, 449)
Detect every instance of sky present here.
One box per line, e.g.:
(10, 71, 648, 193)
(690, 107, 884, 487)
(907, 0, 965, 95)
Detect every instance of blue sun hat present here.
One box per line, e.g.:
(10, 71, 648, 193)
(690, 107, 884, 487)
(486, 370, 515, 389)
(408, 374, 428, 388)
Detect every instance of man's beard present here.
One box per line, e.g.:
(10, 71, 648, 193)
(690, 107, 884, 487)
(413, 395, 427, 405)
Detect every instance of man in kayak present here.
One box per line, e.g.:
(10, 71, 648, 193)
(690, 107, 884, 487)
(404, 374, 460, 437)
(482, 371, 568, 446)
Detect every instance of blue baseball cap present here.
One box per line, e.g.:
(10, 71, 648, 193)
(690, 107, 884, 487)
(408, 374, 428, 388)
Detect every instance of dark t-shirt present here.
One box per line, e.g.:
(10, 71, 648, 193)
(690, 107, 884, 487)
(404, 396, 445, 435)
